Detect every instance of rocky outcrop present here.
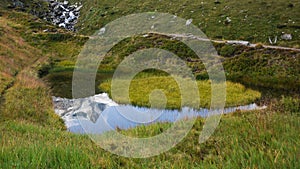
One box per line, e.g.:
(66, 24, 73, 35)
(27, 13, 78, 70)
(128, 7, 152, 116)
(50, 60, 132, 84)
(8, 0, 82, 31)
(44, 0, 82, 31)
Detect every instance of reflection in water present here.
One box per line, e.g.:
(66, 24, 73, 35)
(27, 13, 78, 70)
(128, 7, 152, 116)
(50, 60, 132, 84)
(53, 93, 266, 134)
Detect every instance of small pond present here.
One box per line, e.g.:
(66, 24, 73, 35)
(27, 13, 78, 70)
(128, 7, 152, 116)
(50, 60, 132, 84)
(53, 93, 266, 134)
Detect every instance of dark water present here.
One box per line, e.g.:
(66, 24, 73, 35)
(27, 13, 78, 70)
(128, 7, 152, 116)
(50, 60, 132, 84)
(44, 71, 113, 98)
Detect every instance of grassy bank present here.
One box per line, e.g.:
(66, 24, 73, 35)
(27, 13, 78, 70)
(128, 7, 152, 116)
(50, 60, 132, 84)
(117, 35, 300, 92)
(0, 69, 65, 129)
(99, 76, 261, 109)
(0, 9, 65, 130)
(1, 105, 299, 168)
(42, 33, 299, 98)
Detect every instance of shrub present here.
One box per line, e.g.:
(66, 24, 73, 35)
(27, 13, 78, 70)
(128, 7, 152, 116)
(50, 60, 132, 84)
(38, 64, 52, 78)
(277, 96, 300, 115)
(46, 33, 73, 42)
(196, 73, 209, 80)
(219, 45, 236, 57)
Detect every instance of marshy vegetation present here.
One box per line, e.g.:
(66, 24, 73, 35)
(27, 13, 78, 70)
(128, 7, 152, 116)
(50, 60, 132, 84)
(99, 77, 261, 109)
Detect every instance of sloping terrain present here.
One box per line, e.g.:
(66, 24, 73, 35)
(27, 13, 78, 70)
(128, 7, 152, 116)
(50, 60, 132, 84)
(2, 0, 300, 48)
(0, 1, 299, 168)
(0, 10, 65, 128)
(0, 13, 40, 96)
(72, 0, 300, 48)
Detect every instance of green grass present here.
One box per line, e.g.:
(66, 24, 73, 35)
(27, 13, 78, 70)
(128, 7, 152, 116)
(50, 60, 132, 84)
(221, 46, 300, 91)
(0, 9, 65, 129)
(3, 0, 300, 48)
(1, 108, 299, 168)
(93, 34, 300, 92)
(0, 9, 89, 97)
(3, 7, 298, 96)
(1, 9, 88, 62)
(0, 2, 299, 168)
(0, 69, 65, 129)
(43, 71, 113, 98)
(99, 76, 261, 109)
(276, 96, 300, 116)
(72, 0, 300, 48)
(0, 73, 14, 98)
(0, 12, 42, 76)
(0, 86, 63, 128)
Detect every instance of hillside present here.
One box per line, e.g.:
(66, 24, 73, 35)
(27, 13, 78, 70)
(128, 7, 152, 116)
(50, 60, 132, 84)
(0, 9, 67, 129)
(2, 0, 300, 48)
(0, 1, 299, 168)
(70, 0, 300, 48)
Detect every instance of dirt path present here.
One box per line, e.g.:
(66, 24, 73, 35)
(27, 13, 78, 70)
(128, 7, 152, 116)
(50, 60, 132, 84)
(163, 33, 300, 52)
(83, 33, 300, 52)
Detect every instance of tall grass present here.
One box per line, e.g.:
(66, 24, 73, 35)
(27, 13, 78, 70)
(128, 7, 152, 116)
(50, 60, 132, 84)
(0, 13, 66, 128)
(276, 96, 300, 115)
(0, 70, 65, 129)
(0, 72, 14, 98)
(1, 108, 299, 168)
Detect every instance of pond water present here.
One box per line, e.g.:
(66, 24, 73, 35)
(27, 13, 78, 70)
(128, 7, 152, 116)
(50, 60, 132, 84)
(53, 93, 266, 134)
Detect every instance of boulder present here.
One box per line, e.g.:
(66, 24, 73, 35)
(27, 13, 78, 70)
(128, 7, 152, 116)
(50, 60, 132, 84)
(281, 33, 292, 40)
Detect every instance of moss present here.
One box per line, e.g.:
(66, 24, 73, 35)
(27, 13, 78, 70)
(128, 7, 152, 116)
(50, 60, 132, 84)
(99, 76, 261, 109)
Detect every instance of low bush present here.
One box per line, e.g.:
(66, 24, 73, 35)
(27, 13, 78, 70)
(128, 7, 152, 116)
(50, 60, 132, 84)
(277, 96, 300, 115)
(38, 64, 52, 78)
(219, 45, 236, 57)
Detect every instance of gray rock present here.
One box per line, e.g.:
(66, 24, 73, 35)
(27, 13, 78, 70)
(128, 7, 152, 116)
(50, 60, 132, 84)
(186, 19, 193, 26)
(281, 33, 292, 40)
(63, 1, 69, 6)
(59, 23, 66, 28)
(98, 27, 106, 35)
(75, 5, 83, 11)
(225, 17, 232, 24)
(41, 0, 82, 31)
